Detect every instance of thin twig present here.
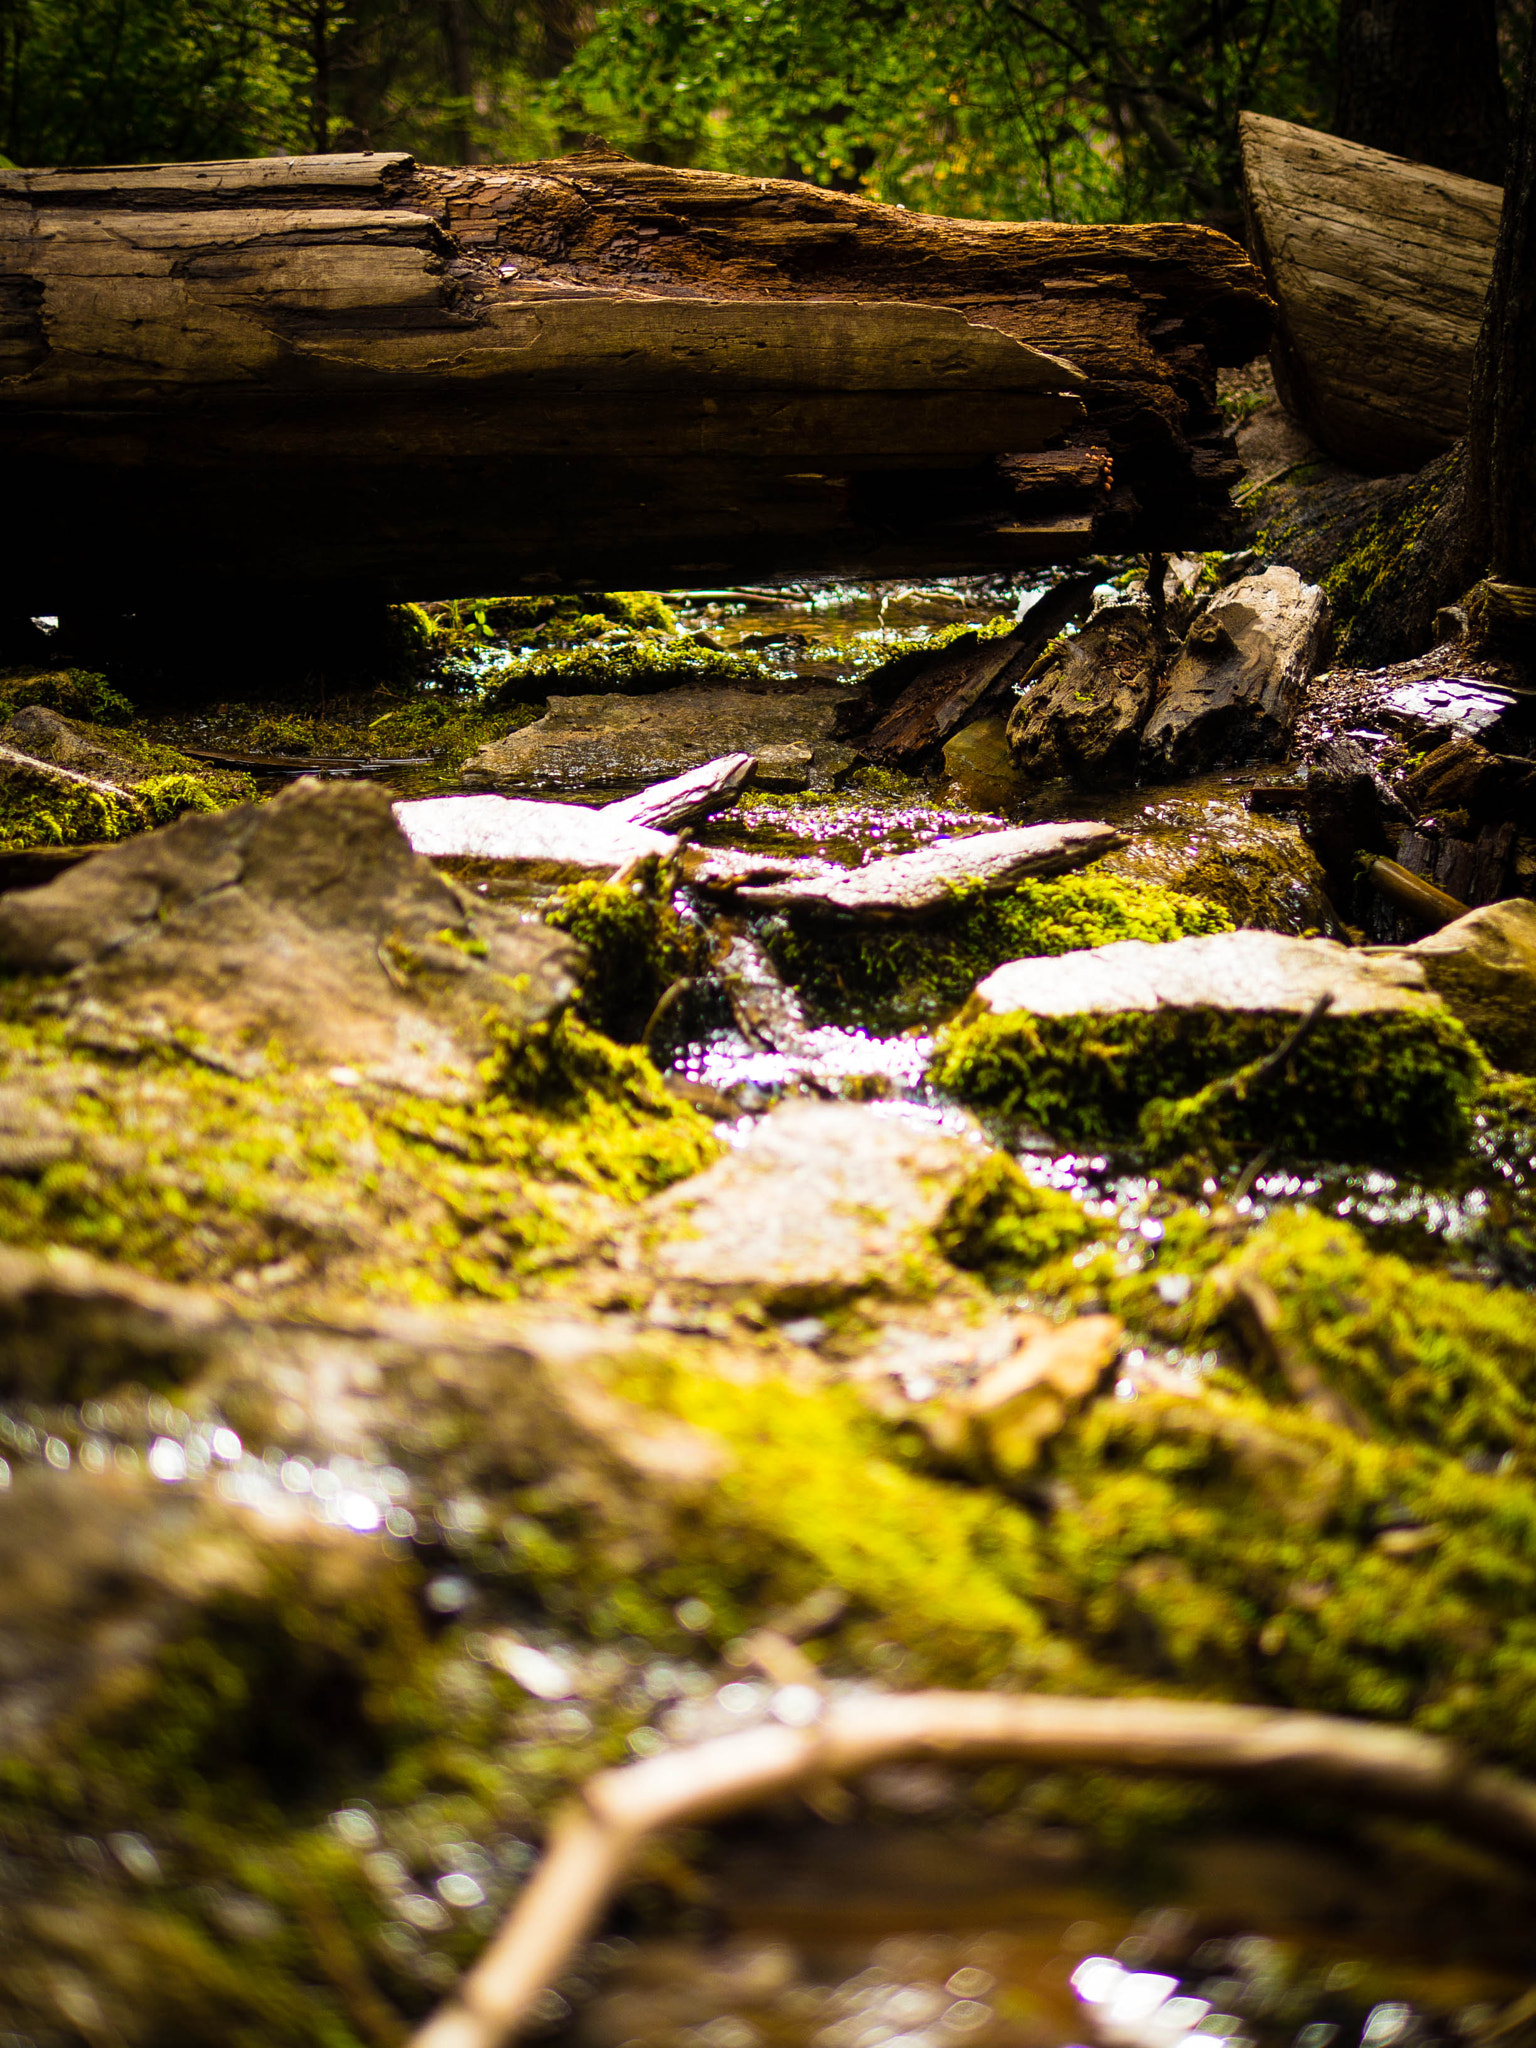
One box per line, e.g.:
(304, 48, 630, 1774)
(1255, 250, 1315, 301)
(407, 1689, 1536, 2048)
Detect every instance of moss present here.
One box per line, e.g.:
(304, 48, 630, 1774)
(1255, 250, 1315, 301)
(0, 762, 250, 852)
(542, 869, 702, 1041)
(933, 1152, 1104, 1280)
(0, 1008, 716, 1317)
(1200, 1208, 1536, 1465)
(931, 1004, 1487, 1162)
(769, 872, 1232, 1029)
(0, 666, 135, 725)
(1320, 459, 1452, 663)
(481, 635, 771, 709)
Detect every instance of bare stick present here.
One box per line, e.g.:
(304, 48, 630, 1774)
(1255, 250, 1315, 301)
(407, 1689, 1536, 2048)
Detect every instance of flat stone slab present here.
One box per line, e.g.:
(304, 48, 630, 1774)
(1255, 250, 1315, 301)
(974, 927, 1439, 1019)
(647, 1100, 982, 1303)
(0, 779, 582, 1093)
(461, 685, 864, 792)
(733, 820, 1125, 917)
(394, 793, 675, 878)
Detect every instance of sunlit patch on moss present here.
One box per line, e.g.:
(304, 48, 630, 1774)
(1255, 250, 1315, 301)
(768, 872, 1232, 1029)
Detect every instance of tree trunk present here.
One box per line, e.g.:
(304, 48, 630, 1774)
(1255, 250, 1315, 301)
(1335, 0, 1508, 185)
(1466, 18, 1536, 615)
(0, 147, 1273, 611)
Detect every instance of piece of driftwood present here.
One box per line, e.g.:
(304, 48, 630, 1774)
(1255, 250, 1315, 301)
(1, 147, 1272, 610)
(1240, 112, 1503, 470)
(406, 1686, 1536, 2048)
(732, 820, 1124, 916)
(857, 574, 1098, 766)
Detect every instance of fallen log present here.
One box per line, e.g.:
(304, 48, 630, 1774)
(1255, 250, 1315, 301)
(1240, 112, 1503, 471)
(0, 148, 1273, 611)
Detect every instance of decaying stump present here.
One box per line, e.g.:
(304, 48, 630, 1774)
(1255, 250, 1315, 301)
(1241, 112, 1502, 471)
(0, 147, 1273, 610)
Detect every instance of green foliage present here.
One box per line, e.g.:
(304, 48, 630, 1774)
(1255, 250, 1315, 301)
(543, 869, 701, 1041)
(770, 872, 1231, 1029)
(0, 0, 307, 164)
(932, 1004, 1488, 1162)
(0, 668, 134, 726)
(552, 0, 1338, 222)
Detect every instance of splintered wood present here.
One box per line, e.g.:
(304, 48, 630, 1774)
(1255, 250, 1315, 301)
(2, 146, 1273, 605)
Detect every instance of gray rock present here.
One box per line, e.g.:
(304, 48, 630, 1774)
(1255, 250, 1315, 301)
(1397, 899, 1536, 1071)
(395, 792, 676, 878)
(1141, 566, 1329, 774)
(0, 779, 582, 1093)
(601, 752, 757, 830)
(1006, 604, 1164, 786)
(733, 821, 1125, 918)
(462, 684, 866, 793)
(972, 927, 1439, 1021)
(646, 1100, 983, 1305)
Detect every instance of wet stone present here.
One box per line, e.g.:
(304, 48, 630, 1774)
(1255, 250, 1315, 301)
(461, 684, 868, 793)
(645, 1100, 984, 1306)
(1006, 603, 1164, 787)
(394, 791, 677, 878)
(972, 928, 1440, 1021)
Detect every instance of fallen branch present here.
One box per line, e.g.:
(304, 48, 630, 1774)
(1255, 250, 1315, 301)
(407, 1688, 1536, 2048)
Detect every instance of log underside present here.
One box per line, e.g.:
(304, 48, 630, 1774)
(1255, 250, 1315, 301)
(1, 148, 1275, 606)
(1240, 112, 1502, 472)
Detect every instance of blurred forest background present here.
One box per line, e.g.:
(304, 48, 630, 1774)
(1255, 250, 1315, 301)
(0, 0, 1528, 224)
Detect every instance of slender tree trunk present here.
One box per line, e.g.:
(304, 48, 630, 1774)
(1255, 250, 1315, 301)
(1335, 0, 1508, 183)
(438, 0, 474, 163)
(1465, 14, 1536, 639)
(310, 0, 332, 155)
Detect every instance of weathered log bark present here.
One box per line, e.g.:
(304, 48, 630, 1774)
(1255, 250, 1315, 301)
(1241, 112, 1502, 471)
(0, 147, 1273, 608)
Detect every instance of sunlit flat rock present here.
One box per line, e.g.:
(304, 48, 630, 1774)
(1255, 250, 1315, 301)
(974, 927, 1437, 1017)
(394, 793, 675, 877)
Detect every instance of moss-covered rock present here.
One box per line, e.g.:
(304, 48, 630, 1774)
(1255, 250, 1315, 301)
(0, 666, 135, 726)
(0, 705, 255, 851)
(543, 868, 703, 1042)
(934, 1003, 1484, 1161)
(768, 872, 1232, 1029)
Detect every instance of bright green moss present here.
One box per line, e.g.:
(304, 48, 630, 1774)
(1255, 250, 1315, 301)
(932, 1004, 1487, 1162)
(542, 870, 702, 1041)
(0, 1008, 716, 1325)
(933, 1151, 1103, 1280)
(613, 1349, 1080, 1689)
(770, 873, 1232, 1028)
(0, 765, 247, 852)
(1201, 1208, 1536, 1464)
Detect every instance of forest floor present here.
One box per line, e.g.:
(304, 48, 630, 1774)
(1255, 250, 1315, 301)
(0, 367, 1533, 2048)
